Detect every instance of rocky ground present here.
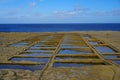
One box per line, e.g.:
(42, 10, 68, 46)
(0, 32, 120, 80)
(0, 69, 41, 80)
(0, 65, 119, 80)
(42, 65, 116, 80)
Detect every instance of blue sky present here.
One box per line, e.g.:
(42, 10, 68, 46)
(0, 0, 120, 23)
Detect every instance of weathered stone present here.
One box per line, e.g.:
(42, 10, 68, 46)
(42, 66, 115, 80)
(0, 70, 8, 75)
(5, 71, 15, 76)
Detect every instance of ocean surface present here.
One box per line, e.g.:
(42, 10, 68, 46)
(0, 23, 120, 32)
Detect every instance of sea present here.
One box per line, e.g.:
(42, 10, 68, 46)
(0, 23, 120, 32)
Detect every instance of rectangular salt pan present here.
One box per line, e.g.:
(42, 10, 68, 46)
(61, 45, 88, 48)
(27, 50, 54, 53)
(29, 46, 56, 49)
(113, 61, 120, 64)
(11, 42, 28, 47)
(11, 57, 49, 62)
(104, 55, 118, 59)
(0, 64, 45, 71)
(55, 56, 98, 60)
(94, 46, 116, 53)
(89, 42, 98, 45)
(20, 53, 52, 57)
(54, 62, 104, 67)
(58, 49, 92, 54)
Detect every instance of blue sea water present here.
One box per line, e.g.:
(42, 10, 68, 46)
(0, 23, 120, 32)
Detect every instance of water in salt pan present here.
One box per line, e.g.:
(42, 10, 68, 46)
(0, 64, 45, 71)
(58, 49, 91, 54)
(11, 57, 49, 63)
(20, 52, 52, 57)
(54, 62, 104, 67)
(94, 46, 116, 53)
(11, 42, 28, 47)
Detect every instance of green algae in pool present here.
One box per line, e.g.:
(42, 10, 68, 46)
(0, 64, 45, 71)
(11, 57, 49, 63)
(94, 46, 116, 53)
(20, 52, 52, 57)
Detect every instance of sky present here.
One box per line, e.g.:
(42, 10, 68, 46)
(0, 0, 120, 23)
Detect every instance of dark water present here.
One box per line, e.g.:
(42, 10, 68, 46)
(0, 23, 120, 32)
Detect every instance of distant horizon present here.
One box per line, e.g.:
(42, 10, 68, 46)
(0, 23, 120, 24)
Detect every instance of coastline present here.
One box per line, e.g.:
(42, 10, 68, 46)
(0, 31, 120, 80)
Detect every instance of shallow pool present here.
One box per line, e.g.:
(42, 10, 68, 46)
(83, 36, 91, 39)
(20, 52, 52, 57)
(89, 42, 98, 45)
(113, 60, 120, 64)
(11, 42, 28, 47)
(53, 62, 104, 67)
(0, 64, 45, 71)
(94, 46, 116, 53)
(104, 55, 118, 59)
(61, 45, 88, 48)
(58, 49, 91, 54)
(27, 49, 54, 53)
(11, 57, 49, 63)
(55, 56, 98, 60)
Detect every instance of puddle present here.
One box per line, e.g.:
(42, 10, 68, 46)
(20, 52, 52, 57)
(94, 46, 116, 53)
(58, 49, 92, 54)
(54, 62, 104, 67)
(0, 64, 45, 71)
(11, 57, 49, 62)
(11, 42, 28, 47)
(26, 50, 54, 53)
(89, 42, 98, 45)
(55, 56, 98, 60)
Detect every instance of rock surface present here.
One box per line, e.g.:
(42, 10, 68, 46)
(0, 69, 41, 80)
(42, 65, 115, 80)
